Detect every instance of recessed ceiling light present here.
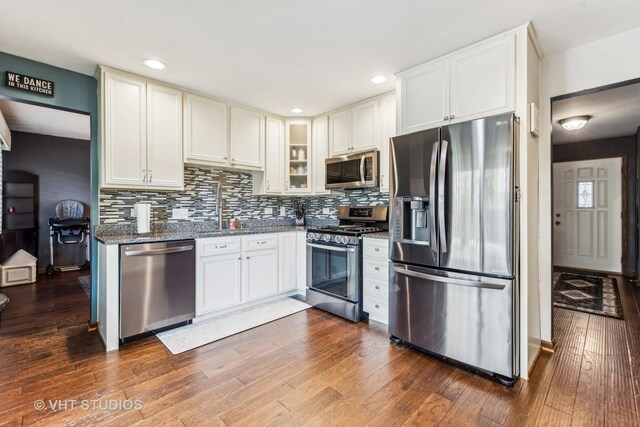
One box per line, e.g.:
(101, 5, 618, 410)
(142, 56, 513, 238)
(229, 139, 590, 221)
(370, 75, 387, 84)
(142, 59, 167, 70)
(559, 115, 591, 131)
(290, 107, 304, 114)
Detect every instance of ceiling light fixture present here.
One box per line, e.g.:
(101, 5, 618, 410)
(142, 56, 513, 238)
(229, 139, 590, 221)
(370, 75, 387, 84)
(559, 115, 591, 131)
(142, 59, 167, 70)
(290, 107, 303, 114)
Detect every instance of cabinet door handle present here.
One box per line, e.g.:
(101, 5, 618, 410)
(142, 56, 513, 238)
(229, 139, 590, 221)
(375, 285, 380, 290)
(444, 116, 449, 121)
(148, 170, 153, 182)
(375, 304, 380, 309)
(238, 256, 242, 260)
(374, 248, 380, 252)
(224, 156, 228, 160)
(246, 256, 250, 260)
(375, 267, 380, 271)
(142, 169, 147, 183)
(450, 114, 455, 119)
(257, 241, 267, 245)
(216, 245, 227, 249)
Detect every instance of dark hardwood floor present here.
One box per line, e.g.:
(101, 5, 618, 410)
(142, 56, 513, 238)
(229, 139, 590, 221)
(1, 271, 639, 426)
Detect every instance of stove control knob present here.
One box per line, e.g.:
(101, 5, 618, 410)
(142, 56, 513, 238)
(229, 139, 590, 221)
(338, 236, 350, 245)
(310, 233, 321, 241)
(323, 234, 332, 242)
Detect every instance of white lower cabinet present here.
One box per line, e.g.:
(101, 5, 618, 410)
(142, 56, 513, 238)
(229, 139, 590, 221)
(196, 232, 306, 318)
(296, 231, 307, 292)
(197, 252, 243, 315)
(362, 237, 389, 325)
(244, 248, 279, 301)
(279, 233, 297, 292)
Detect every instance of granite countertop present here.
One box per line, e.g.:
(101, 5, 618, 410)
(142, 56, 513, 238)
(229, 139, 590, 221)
(95, 226, 311, 245)
(363, 231, 389, 240)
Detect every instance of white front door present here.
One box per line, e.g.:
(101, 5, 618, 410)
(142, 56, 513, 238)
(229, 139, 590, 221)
(553, 157, 622, 273)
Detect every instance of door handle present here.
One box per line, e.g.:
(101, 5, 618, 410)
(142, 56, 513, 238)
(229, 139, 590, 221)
(360, 156, 366, 183)
(306, 242, 356, 253)
(430, 141, 439, 254)
(555, 221, 561, 225)
(392, 265, 507, 290)
(125, 245, 194, 256)
(438, 140, 448, 254)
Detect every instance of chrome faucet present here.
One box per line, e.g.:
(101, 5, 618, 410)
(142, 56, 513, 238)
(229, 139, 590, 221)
(213, 182, 223, 230)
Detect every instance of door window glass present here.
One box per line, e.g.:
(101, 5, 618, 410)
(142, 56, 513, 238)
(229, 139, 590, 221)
(577, 181, 594, 209)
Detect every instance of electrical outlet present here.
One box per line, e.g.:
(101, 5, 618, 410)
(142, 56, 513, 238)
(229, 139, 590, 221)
(172, 208, 189, 220)
(130, 208, 137, 217)
(322, 208, 331, 215)
(280, 207, 286, 216)
(265, 207, 273, 215)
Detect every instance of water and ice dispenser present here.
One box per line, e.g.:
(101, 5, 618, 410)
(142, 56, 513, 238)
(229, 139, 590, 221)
(392, 196, 431, 245)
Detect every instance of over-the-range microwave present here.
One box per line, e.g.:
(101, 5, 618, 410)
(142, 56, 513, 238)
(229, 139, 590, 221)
(325, 150, 379, 190)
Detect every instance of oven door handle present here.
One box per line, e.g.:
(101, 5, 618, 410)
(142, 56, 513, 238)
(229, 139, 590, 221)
(306, 242, 357, 253)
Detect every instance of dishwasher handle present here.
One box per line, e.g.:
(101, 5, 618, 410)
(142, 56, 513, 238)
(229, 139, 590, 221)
(124, 245, 194, 257)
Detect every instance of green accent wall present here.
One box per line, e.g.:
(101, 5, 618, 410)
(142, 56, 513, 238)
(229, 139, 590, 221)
(0, 51, 99, 324)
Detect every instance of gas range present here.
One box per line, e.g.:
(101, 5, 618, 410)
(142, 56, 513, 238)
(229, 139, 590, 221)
(305, 205, 388, 323)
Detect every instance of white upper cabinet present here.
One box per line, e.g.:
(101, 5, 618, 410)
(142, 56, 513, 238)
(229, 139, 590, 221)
(449, 34, 515, 122)
(102, 71, 147, 187)
(101, 68, 183, 190)
(264, 117, 285, 194)
(229, 106, 265, 170)
(398, 58, 449, 134)
(351, 99, 379, 152)
(397, 32, 516, 135)
(312, 115, 330, 195)
(379, 94, 396, 193)
(328, 108, 352, 156)
(146, 83, 184, 189)
(183, 93, 228, 166)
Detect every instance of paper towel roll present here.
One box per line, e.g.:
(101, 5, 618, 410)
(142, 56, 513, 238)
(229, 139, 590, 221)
(135, 203, 151, 234)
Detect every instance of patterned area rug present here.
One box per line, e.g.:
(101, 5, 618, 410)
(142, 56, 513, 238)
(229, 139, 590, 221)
(553, 272, 623, 319)
(78, 276, 90, 298)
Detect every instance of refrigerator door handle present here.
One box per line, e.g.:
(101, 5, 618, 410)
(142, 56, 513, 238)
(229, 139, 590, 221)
(392, 265, 507, 290)
(429, 141, 439, 253)
(438, 139, 448, 253)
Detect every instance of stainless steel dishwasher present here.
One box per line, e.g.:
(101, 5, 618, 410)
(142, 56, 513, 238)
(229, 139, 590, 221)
(120, 240, 195, 341)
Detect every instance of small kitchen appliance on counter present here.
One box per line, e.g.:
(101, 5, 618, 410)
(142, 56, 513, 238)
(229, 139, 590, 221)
(306, 205, 388, 322)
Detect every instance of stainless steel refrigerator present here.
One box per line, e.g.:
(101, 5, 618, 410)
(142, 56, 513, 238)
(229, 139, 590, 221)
(388, 113, 519, 385)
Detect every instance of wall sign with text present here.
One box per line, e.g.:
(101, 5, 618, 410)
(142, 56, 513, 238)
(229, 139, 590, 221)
(4, 71, 54, 97)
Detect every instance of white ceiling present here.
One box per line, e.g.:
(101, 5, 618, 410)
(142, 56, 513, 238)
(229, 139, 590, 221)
(552, 82, 640, 144)
(0, 100, 91, 141)
(2, 1, 640, 116)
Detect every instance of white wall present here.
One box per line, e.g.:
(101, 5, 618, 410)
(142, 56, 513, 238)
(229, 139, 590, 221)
(539, 26, 640, 341)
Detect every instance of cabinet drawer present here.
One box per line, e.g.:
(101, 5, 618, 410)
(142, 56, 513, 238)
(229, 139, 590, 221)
(363, 239, 388, 259)
(363, 258, 388, 280)
(244, 234, 278, 251)
(363, 278, 389, 302)
(197, 237, 241, 256)
(364, 296, 388, 324)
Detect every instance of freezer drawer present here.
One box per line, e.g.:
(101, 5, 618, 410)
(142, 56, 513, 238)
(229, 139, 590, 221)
(389, 263, 516, 378)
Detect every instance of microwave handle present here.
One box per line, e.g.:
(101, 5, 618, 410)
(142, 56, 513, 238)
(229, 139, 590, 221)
(360, 156, 366, 183)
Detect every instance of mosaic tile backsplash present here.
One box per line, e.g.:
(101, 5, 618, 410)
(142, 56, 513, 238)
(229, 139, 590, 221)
(99, 166, 388, 227)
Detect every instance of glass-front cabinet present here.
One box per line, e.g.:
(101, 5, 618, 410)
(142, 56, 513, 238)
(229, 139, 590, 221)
(285, 119, 312, 194)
